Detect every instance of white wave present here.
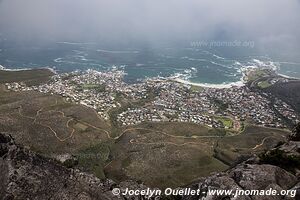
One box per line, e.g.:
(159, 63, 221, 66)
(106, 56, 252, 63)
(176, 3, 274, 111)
(277, 73, 299, 79)
(97, 49, 139, 54)
(212, 54, 226, 60)
(252, 59, 264, 65)
(210, 61, 232, 69)
(0, 65, 57, 74)
(184, 69, 192, 74)
(0, 66, 31, 71)
(72, 50, 85, 54)
(168, 63, 246, 89)
(180, 56, 208, 62)
(278, 61, 300, 65)
(74, 55, 88, 61)
(160, 54, 175, 59)
(57, 41, 95, 45)
(45, 67, 57, 74)
(191, 67, 197, 72)
(234, 61, 242, 66)
(168, 67, 199, 84)
(251, 59, 279, 71)
(54, 58, 63, 63)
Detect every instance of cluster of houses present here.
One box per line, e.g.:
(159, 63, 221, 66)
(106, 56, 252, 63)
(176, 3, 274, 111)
(118, 81, 223, 128)
(5, 69, 299, 129)
(207, 87, 299, 128)
(6, 70, 124, 120)
(118, 80, 299, 128)
(273, 98, 298, 123)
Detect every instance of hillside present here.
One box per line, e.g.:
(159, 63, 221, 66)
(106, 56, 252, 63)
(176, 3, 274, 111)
(0, 68, 54, 86)
(264, 81, 300, 114)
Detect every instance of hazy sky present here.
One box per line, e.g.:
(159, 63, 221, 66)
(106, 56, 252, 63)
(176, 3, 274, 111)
(0, 0, 299, 49)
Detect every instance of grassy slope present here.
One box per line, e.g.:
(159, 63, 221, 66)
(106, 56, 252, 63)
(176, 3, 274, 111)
(0, 89, 110, 155)
(0, 68, 54, 86)
(214, 125, 289, 165)
(105, 126, 228, 189)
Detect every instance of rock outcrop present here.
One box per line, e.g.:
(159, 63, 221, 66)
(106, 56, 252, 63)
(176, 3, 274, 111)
(182, 162, 299, 200)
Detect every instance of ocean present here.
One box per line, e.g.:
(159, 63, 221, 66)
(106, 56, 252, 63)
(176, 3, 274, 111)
(1, 41, 300, 87)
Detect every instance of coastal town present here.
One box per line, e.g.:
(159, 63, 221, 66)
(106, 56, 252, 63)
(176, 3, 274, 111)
(5, 68, 299, 129)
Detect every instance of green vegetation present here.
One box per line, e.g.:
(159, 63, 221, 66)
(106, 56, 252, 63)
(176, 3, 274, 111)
(134, 89, 157, 106)
(0, 69, 54, 86)
(76, 142, 113, 179)
(214, 125, 289, 165)
(246, 69, 274, 82)
(78, 84, 106, 92)
(136, 122, 228, 137)
(215, 116, 233, 128)
(73, 122, 89, 132)
(190, 85, 204, 92)
(213, 99, 228, 111)
(63, 158, 79, 168)
(106, 126, 228, 188)
(258, 81, 272, 89)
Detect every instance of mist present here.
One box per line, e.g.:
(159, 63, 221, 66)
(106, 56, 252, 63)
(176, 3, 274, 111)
(0, 0, 300, 53)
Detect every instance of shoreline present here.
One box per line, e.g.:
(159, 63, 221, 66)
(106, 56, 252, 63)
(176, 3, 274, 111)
(0, 65, 57, 74)
(1, 64, 299, 89)
(172, 78, 245, 89)
(277, 73, 299, 80)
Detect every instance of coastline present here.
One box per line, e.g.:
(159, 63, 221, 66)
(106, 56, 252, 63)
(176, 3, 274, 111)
(1, 64, 299, 89)
(277, 73, 299, 80)
(169, 66, 248, 89)
(0, 65, 56, 74)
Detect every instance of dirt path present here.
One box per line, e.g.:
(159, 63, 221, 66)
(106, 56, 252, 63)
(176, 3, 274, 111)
(252, 134, 286, 150)
(17, 100, 76, 142)
(17, 99, 283, 153)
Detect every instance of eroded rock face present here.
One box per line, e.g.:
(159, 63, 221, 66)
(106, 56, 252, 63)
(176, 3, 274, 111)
(0, 133, 144, 200)
(279, 141, 300, 157)
(182, 163, 299, 200)
(228, 164, 297, 190)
